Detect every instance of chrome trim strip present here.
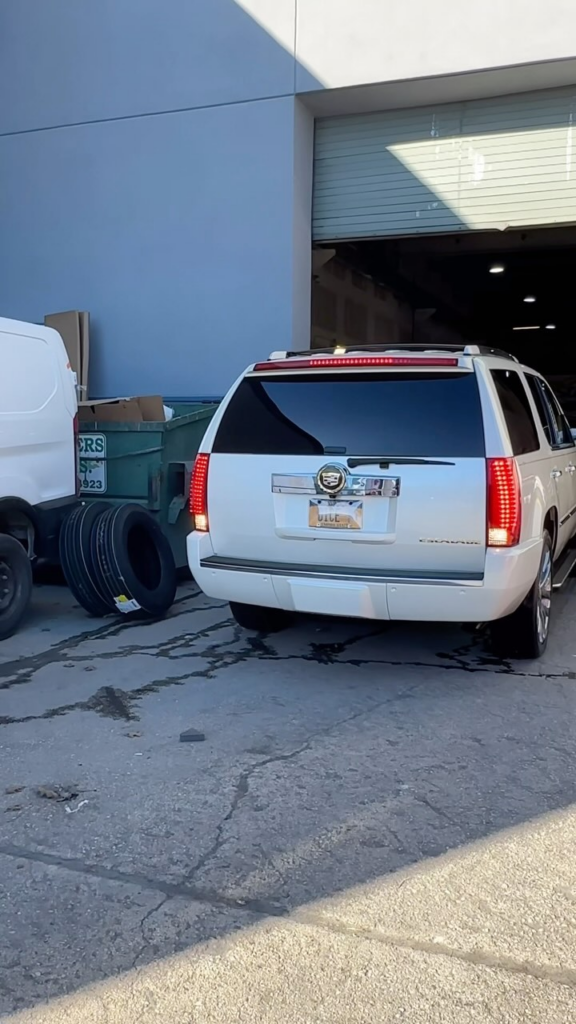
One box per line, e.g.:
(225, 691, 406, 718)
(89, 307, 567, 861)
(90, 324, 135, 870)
(559, 503, 576, 527)
(200, 556, 483, 585)
(553, 548, 576, 589)
(272, 473, 400, 498)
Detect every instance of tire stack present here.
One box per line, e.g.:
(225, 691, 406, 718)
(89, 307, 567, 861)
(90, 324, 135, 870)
(60, 503, 177, 620)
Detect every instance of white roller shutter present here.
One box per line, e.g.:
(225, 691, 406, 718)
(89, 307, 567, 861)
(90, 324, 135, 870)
(312, 87, 576, 241)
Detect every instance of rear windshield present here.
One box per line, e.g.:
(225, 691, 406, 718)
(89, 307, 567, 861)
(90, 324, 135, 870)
(213, 371, 485, 458)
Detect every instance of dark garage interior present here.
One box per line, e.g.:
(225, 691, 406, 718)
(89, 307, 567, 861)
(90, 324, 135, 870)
(313, 225, 576, 421)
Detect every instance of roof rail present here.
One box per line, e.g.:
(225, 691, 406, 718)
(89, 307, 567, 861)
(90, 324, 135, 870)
(283, 343, 464, 357)
(464, 345, 519, 361)
(269, 343, 518, 362)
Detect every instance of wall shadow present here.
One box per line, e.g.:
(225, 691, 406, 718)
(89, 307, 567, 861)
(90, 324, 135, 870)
(0, 0, 319, 398)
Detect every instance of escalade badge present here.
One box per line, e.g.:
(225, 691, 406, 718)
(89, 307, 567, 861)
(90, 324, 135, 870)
(316, 464, 347, 496)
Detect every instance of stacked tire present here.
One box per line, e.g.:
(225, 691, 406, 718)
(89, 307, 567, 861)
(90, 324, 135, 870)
(60, 503, 177, 620)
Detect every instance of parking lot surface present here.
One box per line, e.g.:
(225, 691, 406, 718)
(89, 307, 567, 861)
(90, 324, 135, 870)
(1, 581, 576, 1022)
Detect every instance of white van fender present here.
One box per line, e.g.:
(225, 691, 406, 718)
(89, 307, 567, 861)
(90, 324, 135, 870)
(0, 477, 42, 508)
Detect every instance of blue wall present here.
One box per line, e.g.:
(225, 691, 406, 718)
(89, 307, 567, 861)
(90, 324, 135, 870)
(0, 0, 296, 131)
(0, 1, 313, 397)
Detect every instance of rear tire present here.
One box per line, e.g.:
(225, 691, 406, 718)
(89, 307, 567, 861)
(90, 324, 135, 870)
(91, 505, 177, 619)
(490, 530, 552, 659)
(230, 602, 292, 633)
(0, 534, 33, 640)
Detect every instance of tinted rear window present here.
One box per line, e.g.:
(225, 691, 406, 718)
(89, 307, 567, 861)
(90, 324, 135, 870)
(213, 372, 485, 457)
(491, 369, 539, 455)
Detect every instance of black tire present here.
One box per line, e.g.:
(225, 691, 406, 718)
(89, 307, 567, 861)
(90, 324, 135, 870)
(0, 534, 33, 640)
(91, 505, 177, 619)
(230, 602, 292, 632)
(490, 530, 553, 659)
(59, 502, 113, 616)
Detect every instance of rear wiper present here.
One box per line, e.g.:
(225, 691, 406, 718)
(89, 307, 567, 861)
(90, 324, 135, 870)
(347, 457, 455, 468)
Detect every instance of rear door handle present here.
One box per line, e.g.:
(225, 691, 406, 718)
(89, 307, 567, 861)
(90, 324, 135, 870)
(551, 469, 563, 479)
(567, 464, 576, 475)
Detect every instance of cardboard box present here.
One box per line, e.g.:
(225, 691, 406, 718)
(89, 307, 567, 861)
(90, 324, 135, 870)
(79, 311, 90, 396)
(78, 396, 165, 424)
(136, 395, 165, 421)
(45, 311, 81, 382)
(45, 310, 90, 397)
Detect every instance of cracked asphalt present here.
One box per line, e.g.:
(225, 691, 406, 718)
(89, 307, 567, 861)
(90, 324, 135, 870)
(1, 579, 576, 1021)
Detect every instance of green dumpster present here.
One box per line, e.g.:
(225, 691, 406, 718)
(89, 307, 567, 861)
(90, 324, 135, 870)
(78, 402, 218, 568)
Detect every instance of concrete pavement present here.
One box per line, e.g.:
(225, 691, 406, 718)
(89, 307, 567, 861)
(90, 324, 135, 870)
(1, 581, 576, 1021)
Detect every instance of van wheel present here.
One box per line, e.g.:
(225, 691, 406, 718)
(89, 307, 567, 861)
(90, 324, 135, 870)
(230, 602, 292, 633)
(0, 535, 33, 640)
(490, 530, 552, 660)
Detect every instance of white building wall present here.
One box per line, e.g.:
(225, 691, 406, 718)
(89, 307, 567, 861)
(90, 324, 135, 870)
(295, 0, 576, 92)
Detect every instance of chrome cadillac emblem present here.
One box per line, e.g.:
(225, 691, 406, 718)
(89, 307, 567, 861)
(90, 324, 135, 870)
(316, 464, 347, 496)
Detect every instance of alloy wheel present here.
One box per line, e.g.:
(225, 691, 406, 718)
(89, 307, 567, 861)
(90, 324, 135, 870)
(536, 547, 552, 645)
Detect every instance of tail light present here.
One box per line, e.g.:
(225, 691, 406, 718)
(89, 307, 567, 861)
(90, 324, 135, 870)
(487, 458, 521, 547)
(73, 413, 81, 496)
(190, 454, 210, 532)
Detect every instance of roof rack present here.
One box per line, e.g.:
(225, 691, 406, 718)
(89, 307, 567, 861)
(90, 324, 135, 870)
(464, 345, 519, 361)
(268, 343, 518, 362)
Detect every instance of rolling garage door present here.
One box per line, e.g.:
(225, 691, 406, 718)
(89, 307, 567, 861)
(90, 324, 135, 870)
(312, 87, 576, 241)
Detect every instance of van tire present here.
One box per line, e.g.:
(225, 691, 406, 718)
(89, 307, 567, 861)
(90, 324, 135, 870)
(230, 602, 292, 632)
(91, 505, 177, 618)
(59, 502, 112, 616)
(0, 534, 33, 640)
(489, 530, 553, 660)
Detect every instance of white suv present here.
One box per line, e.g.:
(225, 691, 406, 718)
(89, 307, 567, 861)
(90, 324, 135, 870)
(187, 345, 576, 659)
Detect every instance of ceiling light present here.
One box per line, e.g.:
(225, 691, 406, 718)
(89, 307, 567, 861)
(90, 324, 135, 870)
(523, 295, 537, 303)
(545, 324, 556, 330)
(513, 326, 540, 331)
(489, 264, 505, 274)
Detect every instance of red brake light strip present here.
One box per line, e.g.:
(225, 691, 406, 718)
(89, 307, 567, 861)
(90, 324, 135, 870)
(253, 356, 459, 371)
(190, 453, 210, 531)
(487, 457, 521, 547)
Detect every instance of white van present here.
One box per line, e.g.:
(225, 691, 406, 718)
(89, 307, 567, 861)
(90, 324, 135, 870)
(0, 317, 78, 638)
(188, 344, 576, 660)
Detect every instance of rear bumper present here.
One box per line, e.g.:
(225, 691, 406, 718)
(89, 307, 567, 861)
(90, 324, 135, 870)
(187, 532, 542, 623)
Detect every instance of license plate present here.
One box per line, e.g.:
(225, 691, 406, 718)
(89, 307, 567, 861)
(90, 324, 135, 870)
(309, 499, 363, 530)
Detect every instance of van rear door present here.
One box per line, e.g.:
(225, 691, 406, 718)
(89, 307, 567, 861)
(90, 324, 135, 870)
(0, 319, 77, 504)
(207, 366, 487, 577)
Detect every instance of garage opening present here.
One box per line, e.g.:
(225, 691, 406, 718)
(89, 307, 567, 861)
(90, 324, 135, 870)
(311, 226, 576, 420)
(310, 87, 576, 420)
